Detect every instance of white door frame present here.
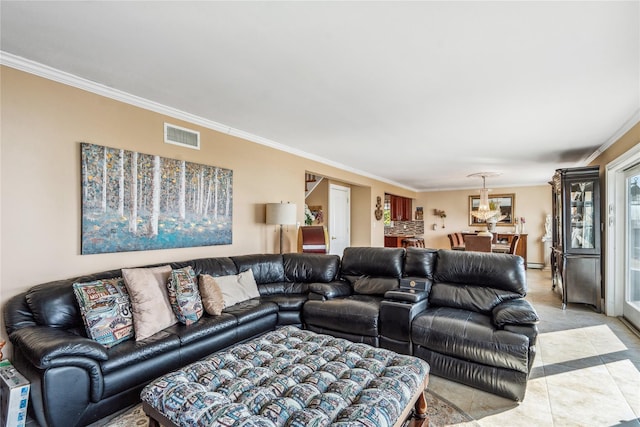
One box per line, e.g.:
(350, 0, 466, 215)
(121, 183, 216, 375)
(329, 184, 350, 256)
(605, 142, 640, 316)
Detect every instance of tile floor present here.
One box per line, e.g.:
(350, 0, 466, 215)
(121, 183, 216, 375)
(429, 268, 640, 427)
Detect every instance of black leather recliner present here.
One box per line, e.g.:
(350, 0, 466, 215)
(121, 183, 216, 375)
(410, 249, 538, 401)
(303, 247, 405, 346)
(303, 247, 539, 401)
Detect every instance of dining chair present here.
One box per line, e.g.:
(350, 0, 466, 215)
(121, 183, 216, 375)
(402, 237, 425, 248)
(447, 232, 465, 250)
(509, 235, 520, 255)
(463, 235, 492, 252)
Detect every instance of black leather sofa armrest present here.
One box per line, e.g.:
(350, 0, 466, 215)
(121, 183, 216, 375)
(10, 326, 108, 368)
(384, 289, 429, 304)
(308, 281, 352, 300)
(492, 299, 540, 328)
(504, 324, 539, 346)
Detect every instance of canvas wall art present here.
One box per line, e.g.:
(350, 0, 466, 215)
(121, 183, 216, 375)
(81, 142, 233, 254)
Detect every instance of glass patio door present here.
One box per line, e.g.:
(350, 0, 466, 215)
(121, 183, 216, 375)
(623, 164, 640, 329)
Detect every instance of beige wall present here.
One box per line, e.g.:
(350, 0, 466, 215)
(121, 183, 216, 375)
(0, 66, 414, 353)
(417, 185, 552, 265)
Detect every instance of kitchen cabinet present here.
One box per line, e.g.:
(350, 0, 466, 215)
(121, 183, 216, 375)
(551, 166, 601, 312)
(389, 195, 412, 221)
(384, 235, 414, 248)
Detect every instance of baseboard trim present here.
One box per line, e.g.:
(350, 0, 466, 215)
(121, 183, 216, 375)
(618, 317, 640, 339)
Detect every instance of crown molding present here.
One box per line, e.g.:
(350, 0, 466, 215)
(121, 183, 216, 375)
(0, 51, 417, 192)
(583, 108, 640, 165)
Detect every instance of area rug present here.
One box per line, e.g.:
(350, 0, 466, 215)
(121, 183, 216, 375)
(95, 390, 478, 427)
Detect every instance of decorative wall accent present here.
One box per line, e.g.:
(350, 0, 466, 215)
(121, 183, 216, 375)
(81, 142, 233, 254)
(374, 196, 384, 221)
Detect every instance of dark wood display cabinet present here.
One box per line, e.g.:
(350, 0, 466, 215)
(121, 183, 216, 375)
(551, 166, 602, 312)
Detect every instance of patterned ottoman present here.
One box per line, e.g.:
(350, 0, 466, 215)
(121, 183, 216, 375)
(141, 326, 430, 427)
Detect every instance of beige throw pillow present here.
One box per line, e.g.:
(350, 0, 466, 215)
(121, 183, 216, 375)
(207, 270, 260, 309)
(122, 265, 177, 341)
(199, 274, 225, 316)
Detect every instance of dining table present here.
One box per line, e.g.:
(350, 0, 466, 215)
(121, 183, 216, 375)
(452, 243, 510, 253)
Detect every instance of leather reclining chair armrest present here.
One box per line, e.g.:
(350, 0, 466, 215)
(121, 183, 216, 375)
(492, 298, 540, 328)
(10, 325, 108, 368)
(384, 289, 429, 304)
(308, 281, 352, 300)
(503, 324, 539, 346)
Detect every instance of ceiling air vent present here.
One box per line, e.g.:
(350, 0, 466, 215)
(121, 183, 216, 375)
(164, 123, 200, 150)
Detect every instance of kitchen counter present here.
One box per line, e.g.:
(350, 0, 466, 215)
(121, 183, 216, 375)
(384, 234, 415, 247)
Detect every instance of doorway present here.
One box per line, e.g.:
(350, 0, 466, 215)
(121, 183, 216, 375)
(605, 143, 640, 330)
(329, 184, 350, 256)
(623, 165, 640, 328)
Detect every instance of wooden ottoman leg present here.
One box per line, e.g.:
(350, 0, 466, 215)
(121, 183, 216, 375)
(415, 390, 427, 419)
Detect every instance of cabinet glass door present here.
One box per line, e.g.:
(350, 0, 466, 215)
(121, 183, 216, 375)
(569, 181, 595, 249)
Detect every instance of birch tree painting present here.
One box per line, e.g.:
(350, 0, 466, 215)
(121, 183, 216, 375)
(81, 142, 233, 254)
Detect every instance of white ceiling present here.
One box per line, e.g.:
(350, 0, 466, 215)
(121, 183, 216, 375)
(1, 1, 639, 191)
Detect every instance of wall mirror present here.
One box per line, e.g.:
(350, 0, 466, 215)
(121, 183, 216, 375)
(468, 193, 515, 226)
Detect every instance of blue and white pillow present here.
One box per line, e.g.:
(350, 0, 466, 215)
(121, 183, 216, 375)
(168, 266, 204, 325)
(73, 278, 134, 347)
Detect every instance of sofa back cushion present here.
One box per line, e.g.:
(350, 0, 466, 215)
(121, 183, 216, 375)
(340, 247, 404, 295)
(430, 250, 526, 313)
(283, 253, 340, 283)
(191, 257, 237, 278)
(434, 250, 526, 294)
(231, 254, 285, 284)
(404, 248, 437, 279)
(341, 247, 404, 278)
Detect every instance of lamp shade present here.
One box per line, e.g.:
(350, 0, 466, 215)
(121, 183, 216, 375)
(266, 203, 297, 225)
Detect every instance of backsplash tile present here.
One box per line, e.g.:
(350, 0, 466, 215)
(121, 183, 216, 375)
(384, 221, 424, 236)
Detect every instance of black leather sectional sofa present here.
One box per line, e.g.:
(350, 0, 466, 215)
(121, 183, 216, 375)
(4, 247, 539, 427)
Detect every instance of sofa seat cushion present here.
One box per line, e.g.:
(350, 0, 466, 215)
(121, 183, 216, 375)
(411, 307, 529, 373)
(102, 345, 184, 400)
(223, 299, 279, 325)
(303, 295, 382, 337)
(102, 330, 181, 374)
(164, 313, 237, 345)
(260, 294, 307, 311)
